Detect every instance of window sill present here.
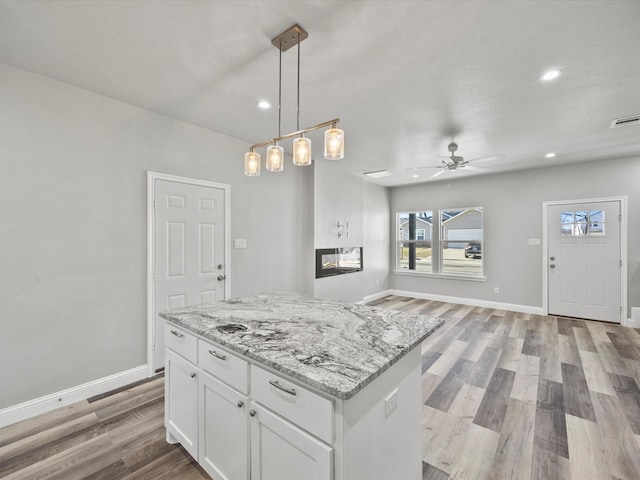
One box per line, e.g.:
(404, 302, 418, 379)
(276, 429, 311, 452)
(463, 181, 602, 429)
(393, 270, 487, 282)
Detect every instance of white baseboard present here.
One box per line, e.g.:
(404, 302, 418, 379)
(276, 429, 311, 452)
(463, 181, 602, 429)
(362, 290, 394, 304)
(623, 308, 640, 327)
(0, 365, 149, 429)
(366, 289, 544, 315)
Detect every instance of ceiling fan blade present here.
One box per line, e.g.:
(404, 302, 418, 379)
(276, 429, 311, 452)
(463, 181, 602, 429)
(464, 165, 488, 172)
(431, 169, 447, 178)
(404, 165, 440, 171)
(467, 154, 505, 165)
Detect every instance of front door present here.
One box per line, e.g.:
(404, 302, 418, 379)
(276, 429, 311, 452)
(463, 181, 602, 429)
(153, 177, 227, 370)
(547, 200, 621, 323)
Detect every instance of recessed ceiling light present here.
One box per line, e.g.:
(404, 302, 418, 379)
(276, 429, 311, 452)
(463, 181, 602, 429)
(545, 152, 556, 158)
(257, 100, 271, 109)
(541, 70, 561, 81)
(412, 174, 419, 178)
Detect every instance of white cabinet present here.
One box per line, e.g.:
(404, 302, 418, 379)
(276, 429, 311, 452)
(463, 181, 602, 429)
(200, 371, 249, 480)
(165, 348, 198, 459)
(249, 402, 333, 480)
(164, 323, 423, 480)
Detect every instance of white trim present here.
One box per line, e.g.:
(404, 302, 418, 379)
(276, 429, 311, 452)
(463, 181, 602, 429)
(0, 365, 148, 429)
(147, 171, 231, 376)
(542, 196, 627, 323)
(362, 289, 394, 304)
(393, 270, 487, 282)
(371, 289, 543, 315)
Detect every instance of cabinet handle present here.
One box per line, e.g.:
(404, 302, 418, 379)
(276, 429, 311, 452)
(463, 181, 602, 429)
(249, 409, 256, 417)
(190, 372, 197, 379)
(170, 330, 184, 339)
(208, 350, 227, 361)
(269, 380, 297, 396)
(237, 401, 244, 408)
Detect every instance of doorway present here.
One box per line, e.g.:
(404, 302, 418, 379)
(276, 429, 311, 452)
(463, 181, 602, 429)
(543, 197, 626, 323)
(147, 172, 230, 374)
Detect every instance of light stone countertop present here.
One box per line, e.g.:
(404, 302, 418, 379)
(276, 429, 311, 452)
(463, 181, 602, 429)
(160, 292, 443, 400)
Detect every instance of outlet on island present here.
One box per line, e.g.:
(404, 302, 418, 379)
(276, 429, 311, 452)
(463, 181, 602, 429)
(384, 388, 398, 418)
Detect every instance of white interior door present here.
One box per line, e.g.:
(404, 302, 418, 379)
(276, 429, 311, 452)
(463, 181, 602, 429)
(547, 200, 621, 323)
(153, 177, 227, 370)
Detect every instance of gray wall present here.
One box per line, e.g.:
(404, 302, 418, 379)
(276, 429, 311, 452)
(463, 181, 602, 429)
(313, 162, 364, 303)
(0, 64, 313, 409)
(390, 156, 640, 312)
(312, 163, 391, 303)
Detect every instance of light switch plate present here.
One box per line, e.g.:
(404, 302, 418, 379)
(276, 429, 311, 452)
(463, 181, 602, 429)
(528, 238, 541, 246)
(234, 238, 247, 249)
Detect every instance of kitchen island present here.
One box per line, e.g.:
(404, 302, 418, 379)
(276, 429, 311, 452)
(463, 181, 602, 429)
(160, 292, 443, 480)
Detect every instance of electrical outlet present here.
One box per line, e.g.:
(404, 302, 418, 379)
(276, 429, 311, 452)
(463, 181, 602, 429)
(385, 388, 398, 418)
(494, 287, 500, 294)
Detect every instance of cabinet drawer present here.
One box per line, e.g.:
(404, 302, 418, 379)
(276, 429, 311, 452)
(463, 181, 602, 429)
(251, 365, 333, 444)
(198, 340, 249, 394)
(165, 324, 197, 364)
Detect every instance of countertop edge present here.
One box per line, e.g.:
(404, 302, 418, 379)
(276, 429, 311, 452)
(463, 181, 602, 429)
(162, 314, 444, 400)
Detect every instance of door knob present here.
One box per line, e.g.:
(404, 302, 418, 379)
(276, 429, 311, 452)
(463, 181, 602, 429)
(550, 264, 556, 269)
(217, 275, 226, 281)
(249, 409, 256, 417)
(217, 264, 224, 270)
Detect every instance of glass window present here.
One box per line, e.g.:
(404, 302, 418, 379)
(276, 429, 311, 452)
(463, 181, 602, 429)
(397, 212, 433, 273)
(559, 209, 605, 236)
(441, 208, 483, 276)
(396, 207, 483, 278)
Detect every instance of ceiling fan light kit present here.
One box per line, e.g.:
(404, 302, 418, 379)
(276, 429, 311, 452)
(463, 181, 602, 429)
(244, 24, 344, 176)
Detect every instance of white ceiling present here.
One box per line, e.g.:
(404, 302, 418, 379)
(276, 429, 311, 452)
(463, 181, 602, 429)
(1, 0, 639, 187)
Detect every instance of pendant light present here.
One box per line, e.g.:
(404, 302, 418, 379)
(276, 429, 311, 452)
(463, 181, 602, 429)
(265, 42, 284, 172)
(244, 149, 260, 176)
(243, 24, 345, 176)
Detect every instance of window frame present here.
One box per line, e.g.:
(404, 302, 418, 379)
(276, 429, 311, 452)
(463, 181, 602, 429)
(395, 207, 486, 281)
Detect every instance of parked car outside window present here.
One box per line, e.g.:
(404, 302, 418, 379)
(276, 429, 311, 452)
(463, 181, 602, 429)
(464, 241, 482, 259)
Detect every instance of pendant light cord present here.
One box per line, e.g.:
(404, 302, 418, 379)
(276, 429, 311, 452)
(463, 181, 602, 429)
(296, 30, 300, 131)
(278, 41, 282, 137)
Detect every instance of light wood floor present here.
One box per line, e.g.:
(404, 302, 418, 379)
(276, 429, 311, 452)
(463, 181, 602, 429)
(369, 295, 640, 480)
(1, 296, 640, 479)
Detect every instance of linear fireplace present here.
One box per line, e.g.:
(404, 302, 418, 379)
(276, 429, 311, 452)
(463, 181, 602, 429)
(315, 247, 363, 279)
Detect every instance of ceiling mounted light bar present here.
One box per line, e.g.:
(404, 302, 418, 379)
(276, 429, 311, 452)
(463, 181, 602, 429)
(244, 24, 344, 176)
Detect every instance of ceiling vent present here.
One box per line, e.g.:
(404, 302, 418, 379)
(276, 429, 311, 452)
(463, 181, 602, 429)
(610, 115, 640, 128)
(363, 170, 393, 178)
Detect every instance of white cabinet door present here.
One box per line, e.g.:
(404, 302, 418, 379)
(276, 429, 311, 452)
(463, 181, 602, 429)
(199, 371, 249, 480)
(250, 402, 333, 480)
(165, 349, 199, 459)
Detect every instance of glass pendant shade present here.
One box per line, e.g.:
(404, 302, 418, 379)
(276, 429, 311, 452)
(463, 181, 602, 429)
(244, 151, 261, 176)
(324, 128, 344, 160)
(293, 136, 312, 166)
(266, 144, 284, 172)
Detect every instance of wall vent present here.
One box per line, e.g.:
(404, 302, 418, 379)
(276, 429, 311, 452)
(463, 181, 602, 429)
(610, 115, 640, 128)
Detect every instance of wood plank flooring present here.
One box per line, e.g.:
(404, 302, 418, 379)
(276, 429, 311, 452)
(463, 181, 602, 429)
(369, 295, 640, 480)
(1, 296, 639, 479)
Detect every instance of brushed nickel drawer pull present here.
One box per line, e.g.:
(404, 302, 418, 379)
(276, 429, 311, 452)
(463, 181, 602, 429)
(170, 330, 184, 339)
(269, 380, 296, 396)
(209, 350, 227, 361)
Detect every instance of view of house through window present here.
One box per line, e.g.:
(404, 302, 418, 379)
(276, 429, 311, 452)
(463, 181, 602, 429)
(397, 208, 483, 277)
(398, 211, 433, 272)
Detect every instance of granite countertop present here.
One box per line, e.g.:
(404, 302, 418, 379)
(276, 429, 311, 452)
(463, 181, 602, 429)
(160, 292, 443, 400)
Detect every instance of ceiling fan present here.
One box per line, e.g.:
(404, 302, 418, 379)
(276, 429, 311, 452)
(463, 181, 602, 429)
(408, 142, 503, 178)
